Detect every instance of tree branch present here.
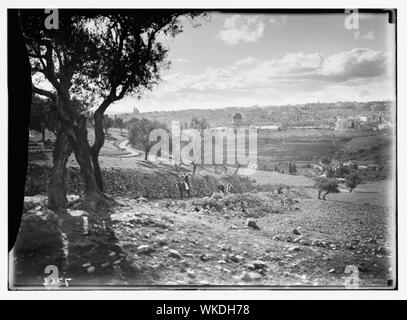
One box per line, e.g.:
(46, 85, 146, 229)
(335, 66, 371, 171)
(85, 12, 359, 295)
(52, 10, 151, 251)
(32, 85, 56, 102)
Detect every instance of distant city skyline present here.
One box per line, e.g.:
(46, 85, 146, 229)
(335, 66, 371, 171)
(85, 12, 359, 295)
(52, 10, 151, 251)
(105, 11, 396, 114)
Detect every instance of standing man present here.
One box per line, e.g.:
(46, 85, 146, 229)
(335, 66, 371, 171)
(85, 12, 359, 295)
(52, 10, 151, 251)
(184, 173, 191, 198)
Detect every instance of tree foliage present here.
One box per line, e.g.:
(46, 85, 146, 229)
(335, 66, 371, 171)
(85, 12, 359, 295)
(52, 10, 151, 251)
(127, 118, 166, 160)
(190, 116, 210, 130)
(315, 177, 340, 193)
(21, 9, 205, 205)
(345, 174, 362, 192)
(30, 96, 53, 135)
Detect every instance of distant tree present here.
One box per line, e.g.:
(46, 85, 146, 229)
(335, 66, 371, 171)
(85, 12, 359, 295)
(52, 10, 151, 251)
(103, 115, 115, 134)
(30, 96, 53, 142)
(115, 117, 124, 133)
(288, 162, 297, 175)
(325, 167, 334, 178)
(128, 118, 165, 161)
(320, 156, 332, 166)
(345, 174, 362, 193)
(315, 177, 339, 200)
(334, 163, 350, 177)
(190, 116, 210, 130)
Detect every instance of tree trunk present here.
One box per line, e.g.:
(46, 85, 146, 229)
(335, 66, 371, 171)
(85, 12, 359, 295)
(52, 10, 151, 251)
(55, 94, 110, 210)
(90, 110, 105, 192)
(47, 128, 72, 209)
(41, 128, 45, 142)
(90, 151, 104, 192)
(145, 146, 149, 161)
(68, 124, 99, 195)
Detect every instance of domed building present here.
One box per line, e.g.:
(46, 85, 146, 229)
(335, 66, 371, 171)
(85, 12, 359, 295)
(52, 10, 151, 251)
(231, 113, 251, 128)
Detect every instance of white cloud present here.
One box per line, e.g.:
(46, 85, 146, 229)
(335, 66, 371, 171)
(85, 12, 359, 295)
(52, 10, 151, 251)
(217, 15, 265, 45)
(157, 48, 391, 97)
(124, 48, 394, 110)
(319, 48, 389, 80)
(234, 57, 260, 66)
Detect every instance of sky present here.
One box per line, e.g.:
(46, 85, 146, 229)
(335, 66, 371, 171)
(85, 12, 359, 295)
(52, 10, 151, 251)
(107, 11, 396, 114)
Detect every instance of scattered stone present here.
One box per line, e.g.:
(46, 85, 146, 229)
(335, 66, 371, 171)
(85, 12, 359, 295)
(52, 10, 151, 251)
(288, 246, 301, 252)
(375, 246, 386, 255)
(156, 236, 168, 246)
(358, 262, 368, 273)
(246, 263, 256, 271)
(293, 228, 301, 235)
(82, 262, 91, 268)
(200, 254, 210, 261)
(187, 270, 196, 278)
(229, 254, 244, 263)
(217, 259, 227, 264)
(68, 209, 87, 217)
(137, 245, 154, 254)
(87, 266, 95, 273)
(299, 239, 311, 246)
(246, 219, 260, 230)
(241, 272, 262, 282)
(253, 260, 267, 270)
(168, 249, 182, 259)
(328, 268, 336, 274)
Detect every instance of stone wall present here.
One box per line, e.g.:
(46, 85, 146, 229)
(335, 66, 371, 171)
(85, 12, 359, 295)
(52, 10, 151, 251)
(25, 164, 255, 199)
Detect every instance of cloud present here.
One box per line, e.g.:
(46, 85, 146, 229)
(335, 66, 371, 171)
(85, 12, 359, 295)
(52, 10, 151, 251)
(131, 48, 394, 110)
(158, 48, 390, 97)
(319, 48, 389, 80)
(234, 57, 260, 66)
(217, 15, 265, 45)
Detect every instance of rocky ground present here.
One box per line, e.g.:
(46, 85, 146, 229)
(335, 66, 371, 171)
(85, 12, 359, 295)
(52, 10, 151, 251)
(10, 180, 395, 289)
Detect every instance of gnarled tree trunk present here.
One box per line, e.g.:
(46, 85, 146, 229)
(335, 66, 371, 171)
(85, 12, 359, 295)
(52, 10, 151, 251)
(47, 128, 72, 209)
(90, 110, 105, 192)
(55, 93, 111, 211)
